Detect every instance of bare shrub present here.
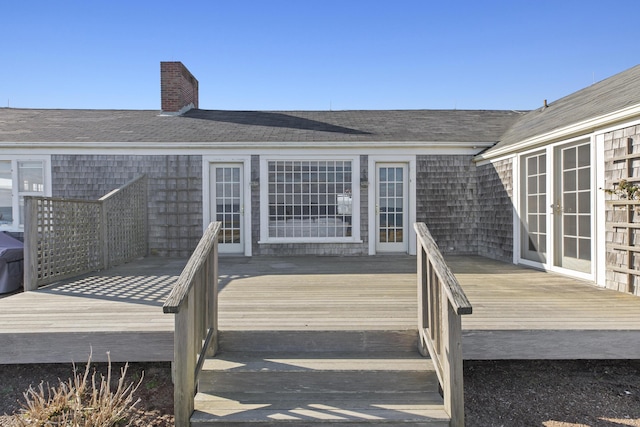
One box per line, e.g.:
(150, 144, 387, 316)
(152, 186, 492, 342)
(14, 352, 143, 426)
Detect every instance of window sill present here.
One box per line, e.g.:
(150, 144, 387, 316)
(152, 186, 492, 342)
(258, 239, 364, 245)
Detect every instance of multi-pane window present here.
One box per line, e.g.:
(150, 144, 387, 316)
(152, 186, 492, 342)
(267, 160, 353, 239)
(0, 160, 45, 228)
(0, 162, 12, 225)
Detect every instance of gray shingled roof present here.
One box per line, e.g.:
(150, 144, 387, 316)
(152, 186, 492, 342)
(484, 64, 640, 156)
(0, 108, 523, 144)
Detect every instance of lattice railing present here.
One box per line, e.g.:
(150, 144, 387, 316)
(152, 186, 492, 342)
(100, 175, 148, 267)
(24, 175, 148, 290)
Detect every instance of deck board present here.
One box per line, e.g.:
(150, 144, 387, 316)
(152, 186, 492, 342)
(0, 255, 639, 363)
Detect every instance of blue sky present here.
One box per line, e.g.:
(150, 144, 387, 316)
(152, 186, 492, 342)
(3, 1, 639, 111)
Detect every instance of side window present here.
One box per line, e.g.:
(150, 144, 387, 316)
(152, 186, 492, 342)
(0, 161, 11, 225)
(17, 161, 45, 225)
(0, 159, 45, 228)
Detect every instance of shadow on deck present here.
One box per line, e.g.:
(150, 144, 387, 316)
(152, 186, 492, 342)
(0, 255, 639, 364)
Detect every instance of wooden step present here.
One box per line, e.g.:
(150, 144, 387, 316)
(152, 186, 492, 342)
(191, 352, 449, 426)
(218, 329, 418, 353)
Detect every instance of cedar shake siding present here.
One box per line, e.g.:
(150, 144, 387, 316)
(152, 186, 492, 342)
(51, 155, 202, 258)
(416, 155, 478, 255)
(477, 158, 513, 263)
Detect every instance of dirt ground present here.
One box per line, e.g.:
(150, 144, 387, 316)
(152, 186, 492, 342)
(0, 359, 638, 426)
(464, 360, 640, 427)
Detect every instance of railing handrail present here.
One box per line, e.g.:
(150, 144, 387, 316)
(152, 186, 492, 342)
(163, 221, 221, 313)
(163, 221, 221, 427)
(99, 174, 147, 202)
(414, 221, 472, 427)
(414, 222, 472, 315)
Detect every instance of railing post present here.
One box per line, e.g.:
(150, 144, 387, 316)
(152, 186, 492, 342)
(23, 197, 38, 291)
(417, 243, 429, 357)
(174, 290, 195, 427)
(100, 199, 109, 270)
(207, 239, 219, 356)
(443, 297, 464, 426)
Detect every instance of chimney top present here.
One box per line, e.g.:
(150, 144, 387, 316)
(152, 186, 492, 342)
(160, 62, 199, 115)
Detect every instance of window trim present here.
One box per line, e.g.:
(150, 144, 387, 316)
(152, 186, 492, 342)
(0, 155, 51, 231)
(259, 155, 361, 243)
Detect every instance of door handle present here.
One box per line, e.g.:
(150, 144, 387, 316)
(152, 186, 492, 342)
(550, 202, 563, 215)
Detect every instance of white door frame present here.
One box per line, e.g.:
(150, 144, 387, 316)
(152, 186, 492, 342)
(368, 156, 416, 255)
(202, 156, 252, 256)
(514, 136, 595, 282)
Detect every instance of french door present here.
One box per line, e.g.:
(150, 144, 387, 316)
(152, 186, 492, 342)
(520, 141, 592, 275)
(375, 163, 409, 252)
(521, 151, 547, 263)
(210, 163, 244, 253)
(554, 142, 591, 273)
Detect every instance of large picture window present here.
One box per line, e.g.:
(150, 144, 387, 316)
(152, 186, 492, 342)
(267, 160, 354, 239)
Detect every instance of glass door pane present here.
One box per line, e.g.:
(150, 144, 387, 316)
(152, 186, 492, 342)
(211, 163, 243, 253)
(376, 163, 408, 252)
(555, 142, 591, 273)
(521, 152, 547, 262)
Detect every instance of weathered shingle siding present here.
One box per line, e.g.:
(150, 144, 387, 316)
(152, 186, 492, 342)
(52, 155, 203, 258)
(359, 155, 369, 251)
(416, 155, 478, 254)
(250, 155, 261, 255)
(476, 158, 513, 262)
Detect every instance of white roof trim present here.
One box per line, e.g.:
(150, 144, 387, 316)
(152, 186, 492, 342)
(0, 140, 497, 150)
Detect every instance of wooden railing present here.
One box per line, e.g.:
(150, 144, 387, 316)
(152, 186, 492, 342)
(24, 175, 148, 290)
(163, 221, 221, 427)
(414, 222, 472, 427)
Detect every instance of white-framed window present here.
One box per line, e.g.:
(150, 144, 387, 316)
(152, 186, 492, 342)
(260, 157, 359, 242)
(0, 157, 50, 230)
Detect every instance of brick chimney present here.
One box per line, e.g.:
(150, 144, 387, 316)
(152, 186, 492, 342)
(160, 62, 199, 115)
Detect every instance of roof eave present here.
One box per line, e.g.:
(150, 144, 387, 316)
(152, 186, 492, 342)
(0, 140, 498, 150)
(475, 103, 640, 162)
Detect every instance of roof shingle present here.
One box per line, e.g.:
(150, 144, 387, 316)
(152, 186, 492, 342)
(0, 108, 523, 144)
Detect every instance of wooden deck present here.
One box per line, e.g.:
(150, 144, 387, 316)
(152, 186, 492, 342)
(1, 255, 639, 363)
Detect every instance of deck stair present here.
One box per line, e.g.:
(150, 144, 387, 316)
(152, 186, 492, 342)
(190, 330, 449, 426)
